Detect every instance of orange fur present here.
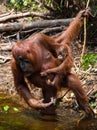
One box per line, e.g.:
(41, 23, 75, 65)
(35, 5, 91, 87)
(11, 8, 94, 117)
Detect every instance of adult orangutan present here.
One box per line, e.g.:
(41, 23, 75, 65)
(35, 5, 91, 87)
(11, 8, 94, 118)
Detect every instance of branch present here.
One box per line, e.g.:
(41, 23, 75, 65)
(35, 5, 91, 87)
(40, 26, 66, 34)
(0, 55, 11, 64)
(0, 11, 49, 23)
(0, 18, 73, 32)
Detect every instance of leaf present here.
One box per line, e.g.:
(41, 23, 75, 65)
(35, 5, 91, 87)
(90, 102, 96, 108)
(94, 93, 97, 97)
(3, 105, 10, 112)
(81, 53, 97, 70)
(13, 107, 19, 112)
(10, 0, 16, 4)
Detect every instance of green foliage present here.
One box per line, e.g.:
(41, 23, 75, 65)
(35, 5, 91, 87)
(81, 53, 97, 70)
(0, 105, 19, 113)
(9, 0, 42, 11)
(90, 93, 97, 108)
(90, 102, 96, 108)
(13, 107, 19, 112)
(7, 0, 97, 19)
(3, 105, 10, 112)
(94, 93, 97, 98)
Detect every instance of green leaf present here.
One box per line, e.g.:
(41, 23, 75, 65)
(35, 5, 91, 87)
(10, 0, 16, 4)
(23, 1, 28, 6)
(3, 105, 10, 112)
(94, 93, 97, 97)
(81, 53, 97, 70)
(90, 102, 96, 108)
(13, 107, 19, 112)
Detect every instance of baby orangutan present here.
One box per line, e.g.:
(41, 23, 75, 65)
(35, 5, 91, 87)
(41, 43, 73, 89)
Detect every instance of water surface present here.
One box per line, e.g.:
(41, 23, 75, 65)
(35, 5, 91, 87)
(0, 94, 97, 130)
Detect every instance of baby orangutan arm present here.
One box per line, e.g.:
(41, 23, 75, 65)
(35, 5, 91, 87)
(40, 44, 73, 88)
(41, 44, 73, 76)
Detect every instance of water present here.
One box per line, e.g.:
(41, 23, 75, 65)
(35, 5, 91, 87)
(0, 109, 97, 130)
(0, 110, 57, 130)
(0, 94, 97, 130)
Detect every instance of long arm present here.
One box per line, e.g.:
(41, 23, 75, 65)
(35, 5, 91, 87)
(41, 8, 91, 76)
(54, 8, 91, 46)
(11, 57, 55, 109)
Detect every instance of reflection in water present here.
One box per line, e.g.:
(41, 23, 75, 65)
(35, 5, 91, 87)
(0, 110, 57, 130)
(56, 108, 97, 130)
(77, 119, 97, 130)
(0, 108, 97, 130)
(0, 94, 97, 130)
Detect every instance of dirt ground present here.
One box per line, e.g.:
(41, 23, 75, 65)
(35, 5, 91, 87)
(0, 51, 15, 94)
